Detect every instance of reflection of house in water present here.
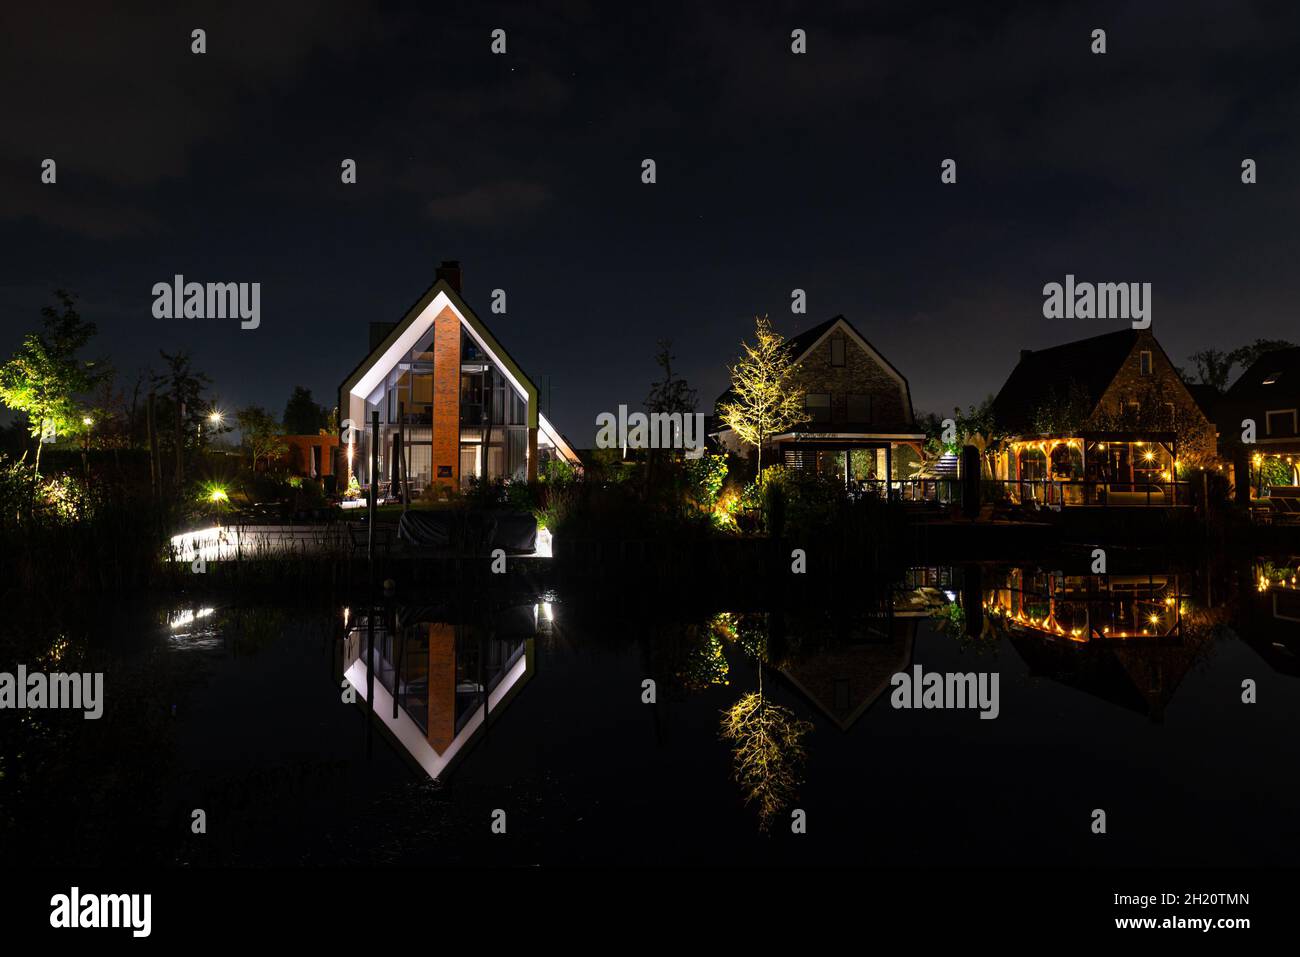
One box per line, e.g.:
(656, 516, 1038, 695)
(1241, 559, 1300, 675)
(984, 568, 1184, 640)
(984, 566, 1197, 720)
(342, 603, 537, 778)
(774, 574, 946, 729)
(1010, 629, 1199, 720)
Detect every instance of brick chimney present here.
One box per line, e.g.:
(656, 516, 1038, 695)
(435, 260, 462, 293)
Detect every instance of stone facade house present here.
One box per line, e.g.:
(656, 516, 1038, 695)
(712, 315, 925, 490)
(988, 329, 1215, 508)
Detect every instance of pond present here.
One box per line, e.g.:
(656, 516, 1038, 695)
(4, 553, 1299, 867)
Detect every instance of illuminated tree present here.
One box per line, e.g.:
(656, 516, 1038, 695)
(718, 616, 813, 832)
(0, 291, 105, 474)
(720, 690, 813, 832)
(718, 315, 807, 480)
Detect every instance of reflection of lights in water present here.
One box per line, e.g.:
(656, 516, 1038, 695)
(170, 607, 215, 629)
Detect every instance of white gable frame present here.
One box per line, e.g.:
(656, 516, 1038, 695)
(348, 290, 530, 406)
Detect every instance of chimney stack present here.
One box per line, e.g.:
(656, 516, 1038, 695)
(436, 260, 463, 293)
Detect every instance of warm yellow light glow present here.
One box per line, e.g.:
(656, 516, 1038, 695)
(208, 409, 225, 425)
(82, 416, 94, 427)
(1148, 613, 1161, 626)
(209, 488, 228, 503)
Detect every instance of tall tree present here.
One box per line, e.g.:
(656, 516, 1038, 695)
(0, 291, 106, 473)
(646, 339, 697, 417)
(718, 315, 807, 480)
(1185, 339, 1296, 392)
(237, 406, 287, 472)
(1186, 348, 1236, 392)
(282, 385, 329, 435)
(153, 350, 211, 483)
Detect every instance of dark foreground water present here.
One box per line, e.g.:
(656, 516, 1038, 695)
(4, 556, 1300, 868)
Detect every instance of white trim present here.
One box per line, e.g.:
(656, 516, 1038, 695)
(1264, 408, 1298, 436)
(343, 641, 530, 780)
(348, 291, 530, 404)
(539, 412, 580, 464)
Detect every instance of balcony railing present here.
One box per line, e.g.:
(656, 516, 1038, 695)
(848, 477, 1191, 508)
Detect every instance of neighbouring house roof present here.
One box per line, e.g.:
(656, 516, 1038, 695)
(990, 329, 1144, 435)
(1225, 346, 1300, 403)
(1184, 382, 1222, 422)
(712, 314, 915, 428)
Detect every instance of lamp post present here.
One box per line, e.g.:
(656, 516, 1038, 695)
(81, 416, 93, 477)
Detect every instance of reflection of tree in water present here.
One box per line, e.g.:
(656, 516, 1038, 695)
(931, 600, 1001, 655)
(677, 624, 729, 692)
(715, 614, 813, 832)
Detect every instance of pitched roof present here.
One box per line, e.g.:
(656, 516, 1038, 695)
(713, 314, 910, 410)
(338, 276, 539, 429)
(989, 329, 1141, 434)
(1225, 346, 1300, 403)
(1184, 382, 1222, 421)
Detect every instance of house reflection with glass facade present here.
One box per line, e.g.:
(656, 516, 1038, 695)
(338, 261, 579, 495)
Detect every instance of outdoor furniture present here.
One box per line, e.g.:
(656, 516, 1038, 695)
(1267, 487, 1300, 524)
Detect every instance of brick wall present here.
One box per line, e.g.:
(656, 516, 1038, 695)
(432, 305, 461, 487)
(425, 623, 457, 753)
(791, 328, 912, 429)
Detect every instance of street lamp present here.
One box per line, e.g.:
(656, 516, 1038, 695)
(200, 409, 224, 443)
(81, 416, 93, 476)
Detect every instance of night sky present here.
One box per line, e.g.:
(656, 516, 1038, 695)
(2, 1, 1298, 443)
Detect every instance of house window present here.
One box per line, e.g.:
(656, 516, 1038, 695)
(1266, 409, 1298, 437)
(830, 336, 846, 367)
(1139, 351, 1152, 375)
(805, 393, 831, 423)
(846, 393, 871, 422)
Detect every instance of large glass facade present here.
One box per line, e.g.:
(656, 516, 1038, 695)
(350, 321, 530, 493)
(458, 328, 529, 485)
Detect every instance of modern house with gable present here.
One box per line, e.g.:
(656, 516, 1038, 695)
(712, 315, 926, 494)
(338, 261, 579, 495)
